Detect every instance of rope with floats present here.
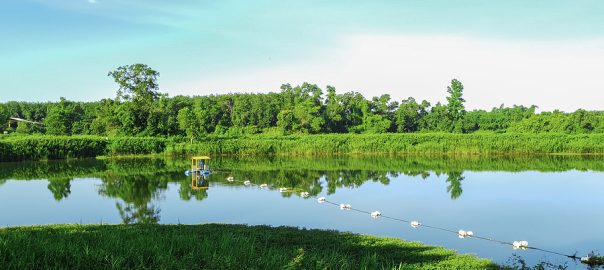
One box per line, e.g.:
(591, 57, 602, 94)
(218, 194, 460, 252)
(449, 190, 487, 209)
(217, 175, 601, 267)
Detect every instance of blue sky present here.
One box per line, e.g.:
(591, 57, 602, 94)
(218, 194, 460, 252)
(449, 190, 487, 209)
(1, 0, 604, 110)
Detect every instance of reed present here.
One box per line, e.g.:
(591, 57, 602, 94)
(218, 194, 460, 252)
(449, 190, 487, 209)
(0, 136, 167, 162)
(168, 133, 604, 156)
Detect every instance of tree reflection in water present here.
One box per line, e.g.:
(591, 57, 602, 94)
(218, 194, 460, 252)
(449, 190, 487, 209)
(445, 172, 464, 200)
(116, 202, 161, 224)
(47, 177, 72, 201)
(6, 155, 603, 224)
(97, 173, 170, 225)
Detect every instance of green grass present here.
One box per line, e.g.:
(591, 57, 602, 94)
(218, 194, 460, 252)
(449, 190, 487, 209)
(168, 133, 604, 156)
(4, 133, 604, 162)
(0, 135, 166, 162)
(0, 224, 496, 270)
(0, 135, 108, 161)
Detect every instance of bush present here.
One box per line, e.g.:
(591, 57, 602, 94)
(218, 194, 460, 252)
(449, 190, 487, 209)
(0, 136, 108, 162)
(107, 137, 167, 155)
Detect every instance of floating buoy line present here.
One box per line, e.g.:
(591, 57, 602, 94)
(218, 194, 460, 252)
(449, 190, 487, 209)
(218, 175, 601, 267)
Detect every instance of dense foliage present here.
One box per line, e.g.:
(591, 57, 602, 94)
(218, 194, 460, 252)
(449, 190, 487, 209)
(2, 64, 603, 139)
(0, 224, 496, 269)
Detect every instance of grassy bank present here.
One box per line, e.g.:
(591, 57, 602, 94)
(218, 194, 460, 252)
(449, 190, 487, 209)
(0, 224, 496, 270)
(3, 133, 604, 162)
(168, 133, 604, 156)
(0, 135, 166, 162)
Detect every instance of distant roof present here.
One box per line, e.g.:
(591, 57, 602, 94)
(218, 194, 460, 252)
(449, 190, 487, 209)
(192, 156, 211, 160)
(9, 117, 42, 125)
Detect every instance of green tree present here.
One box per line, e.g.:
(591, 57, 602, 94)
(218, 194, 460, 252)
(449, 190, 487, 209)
(396, 97, 430, 133)
(323, 86, 345, 133)
(45, 97, 84, 135)
(339, 92, 367, 132)
(369, 94, 398, 132)
(177, 107, 202, 142)
(108, 64, 160, 103)
(279, 83, 325, 134)
(0, 104, 10, 133)
(277, 109, 295, 134)
(15, 121, 30, 134)
(421, 102, 451, 131)
(566, 109, 598, 133)
(89, 99, 118, 136)
(108, 64, 161, 135)
(445, 79, 466, 132)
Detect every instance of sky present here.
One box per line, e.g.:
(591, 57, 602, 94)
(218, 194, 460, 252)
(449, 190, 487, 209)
(1, 0, 604, 111)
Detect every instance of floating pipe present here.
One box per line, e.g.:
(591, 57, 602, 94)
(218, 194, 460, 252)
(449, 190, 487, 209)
(339, 204, 352, 210)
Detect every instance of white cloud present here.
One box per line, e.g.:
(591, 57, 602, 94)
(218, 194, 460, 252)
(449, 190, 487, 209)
(87, 0, 97, 4)
(168, 34, 604, 112)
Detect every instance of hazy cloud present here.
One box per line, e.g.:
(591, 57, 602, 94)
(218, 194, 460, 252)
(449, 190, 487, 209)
(170, 34, 604, 112)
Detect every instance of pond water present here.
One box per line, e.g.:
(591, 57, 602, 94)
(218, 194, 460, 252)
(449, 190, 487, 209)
(0, 156, 603, 269)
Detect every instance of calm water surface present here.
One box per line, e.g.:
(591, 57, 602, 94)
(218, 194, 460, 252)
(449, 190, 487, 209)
(0, 156, 602, 269)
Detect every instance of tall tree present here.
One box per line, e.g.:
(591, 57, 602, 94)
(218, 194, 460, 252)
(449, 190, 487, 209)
(324, 86, 345, 133)
(279, 83, 325, 133)
(108, 64, 160, 103)
(108, 64, 161, 135)
(446, 79, 466, 132)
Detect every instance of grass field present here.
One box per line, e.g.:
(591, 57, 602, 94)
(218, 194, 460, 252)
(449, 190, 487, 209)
(0, 223, 497, 269)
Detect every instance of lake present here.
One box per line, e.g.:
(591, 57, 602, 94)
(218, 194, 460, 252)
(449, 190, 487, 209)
(1, 155, 603, 269)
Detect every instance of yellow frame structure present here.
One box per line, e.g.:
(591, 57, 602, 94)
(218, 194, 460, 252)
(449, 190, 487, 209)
(191, 156, 211, 172)
(191, 156, 211, 190)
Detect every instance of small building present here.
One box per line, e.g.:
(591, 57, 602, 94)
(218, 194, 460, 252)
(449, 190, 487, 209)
(6, 117, 42, 130)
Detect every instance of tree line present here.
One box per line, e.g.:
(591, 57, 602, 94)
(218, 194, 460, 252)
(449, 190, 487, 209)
(1, 64, 603, 139)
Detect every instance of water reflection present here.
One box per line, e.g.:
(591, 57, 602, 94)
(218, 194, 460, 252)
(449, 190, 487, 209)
(47, 177, 72, 201)
(97, 172, 172, 224)
(446, 172, 464, 200)
(116, 202, 161, 225)
(1, 156, 604, 269)
(182, 174, 209, 202)
(2, 155, 604, 225)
